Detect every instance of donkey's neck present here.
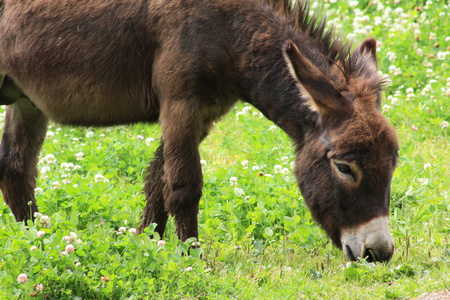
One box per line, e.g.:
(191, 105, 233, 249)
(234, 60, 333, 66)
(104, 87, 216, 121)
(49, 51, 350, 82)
(234, 30, 318, 147)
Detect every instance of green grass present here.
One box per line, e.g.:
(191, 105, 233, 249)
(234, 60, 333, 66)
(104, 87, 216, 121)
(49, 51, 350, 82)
(1, 0, 449, 299)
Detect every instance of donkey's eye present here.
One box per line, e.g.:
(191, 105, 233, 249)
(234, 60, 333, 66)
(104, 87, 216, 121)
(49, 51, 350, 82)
(335, 163, 352, 175)
(334, 162, 357, 182)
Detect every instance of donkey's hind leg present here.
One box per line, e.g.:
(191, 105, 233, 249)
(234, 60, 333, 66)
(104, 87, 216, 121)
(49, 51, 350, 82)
(138, 141, 169, 237)
(0, 97, 48, 222)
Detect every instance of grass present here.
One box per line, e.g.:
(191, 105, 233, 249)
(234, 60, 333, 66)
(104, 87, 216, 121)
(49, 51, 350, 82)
(0, 0, 449, 299)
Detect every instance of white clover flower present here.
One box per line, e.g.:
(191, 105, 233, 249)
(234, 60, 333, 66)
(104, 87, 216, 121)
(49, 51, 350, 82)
(229, 176, 238, 186)
(424, 163, 431, 169)
(406, 88, 414, 94)
(37, 231, 46, 238)
(422, 84, 432, 95)
(200, 160, 207, 167)
(251, 166, 260, 171)
(34, 212, 43, 218)
(241, 160, 249, 169)
(437, 51, 447, 60)
(75, 262, 81, 267)
(268, 125, 277, 132)
(349, 1, 359, 7)
(75, 152, 84, 161)
(118, 227, 127, 233)
(387, 51, 397, 62)
(416, 48, 423, 56)
(94, 174, 104, 183)
(30, 246, 37, 251)
(157, 240, 165, 247)
(103, 178, 110, 183)
(73, 165, 81, 171)
(46, 131, 55, 138)
(62, 236, 71, 243)
(86, 131, 94, 138)
(388, 65, 396, 73)
(347, 33, 356, 41)
(374, 16, 382, 26)
(35, 187, 43, 194)
(52, 181, 60, 190)
(441, 121, 449, 129)
(145, 137, 154, 146)
(423, 61, 433, 68)
(39, 216, 51, 228)
(61, 251, 68, 256)
(44, 154, 56, 165)
(70, 232, 77, 240)
(382, 104, 391, 113)
(274, 165, 282, 173)
(129, 228, 137, 234)
(281, 168, 290, 176)
(406, 93, 415, 100)
(185, 266, 193, 272)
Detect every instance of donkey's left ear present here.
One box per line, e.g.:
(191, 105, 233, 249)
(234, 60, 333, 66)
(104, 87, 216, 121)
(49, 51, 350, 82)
(359, 37, 378, 66)
(283, 40, 352, 119)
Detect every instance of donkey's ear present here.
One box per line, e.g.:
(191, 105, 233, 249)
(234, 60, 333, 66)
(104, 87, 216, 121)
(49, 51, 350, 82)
(358, 37, 377, 66)
(284, 40, 352, 118)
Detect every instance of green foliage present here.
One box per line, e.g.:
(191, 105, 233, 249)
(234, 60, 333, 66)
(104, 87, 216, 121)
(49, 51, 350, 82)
(1, 0, 449, 298)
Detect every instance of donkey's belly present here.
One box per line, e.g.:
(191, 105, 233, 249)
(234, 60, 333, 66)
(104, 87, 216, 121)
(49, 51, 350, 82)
(28, 86, 159, 127)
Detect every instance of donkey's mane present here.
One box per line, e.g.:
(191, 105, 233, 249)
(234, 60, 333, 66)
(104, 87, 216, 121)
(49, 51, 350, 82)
(263, 0, 384, 91)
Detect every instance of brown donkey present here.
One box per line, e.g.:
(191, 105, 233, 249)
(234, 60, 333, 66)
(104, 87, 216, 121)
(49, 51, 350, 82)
(0, 0, 399, 262)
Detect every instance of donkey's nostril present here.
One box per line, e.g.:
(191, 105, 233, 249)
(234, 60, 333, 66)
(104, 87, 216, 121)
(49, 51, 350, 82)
(345, 245, 357, 261)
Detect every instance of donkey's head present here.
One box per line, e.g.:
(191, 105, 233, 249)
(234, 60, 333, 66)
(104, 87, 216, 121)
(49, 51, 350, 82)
(285, 38, 399, 262)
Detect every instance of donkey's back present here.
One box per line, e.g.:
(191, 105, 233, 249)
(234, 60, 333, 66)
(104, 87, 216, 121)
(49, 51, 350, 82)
(0, 0, 242, 126)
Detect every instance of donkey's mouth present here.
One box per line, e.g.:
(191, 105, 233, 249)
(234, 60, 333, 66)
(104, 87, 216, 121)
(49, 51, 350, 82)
(341, 216, 394, 263)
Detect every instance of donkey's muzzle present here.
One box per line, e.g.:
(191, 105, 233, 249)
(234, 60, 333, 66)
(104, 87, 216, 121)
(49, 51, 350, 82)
(341, 216, 394, 263)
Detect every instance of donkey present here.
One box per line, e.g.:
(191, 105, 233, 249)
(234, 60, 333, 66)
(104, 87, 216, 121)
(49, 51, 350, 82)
(0, 0, 399, 262)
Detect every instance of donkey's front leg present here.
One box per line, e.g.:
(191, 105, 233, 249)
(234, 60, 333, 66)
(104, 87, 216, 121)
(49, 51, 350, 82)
(0, 97, 48, 222)
(160, 100, 203, 242)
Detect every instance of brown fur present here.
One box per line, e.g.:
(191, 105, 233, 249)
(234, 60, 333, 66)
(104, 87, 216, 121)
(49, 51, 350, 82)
(0, 0, 398, 261)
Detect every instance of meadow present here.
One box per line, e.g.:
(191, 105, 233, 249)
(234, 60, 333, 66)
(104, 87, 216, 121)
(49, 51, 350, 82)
(0, 0, 449, 299)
